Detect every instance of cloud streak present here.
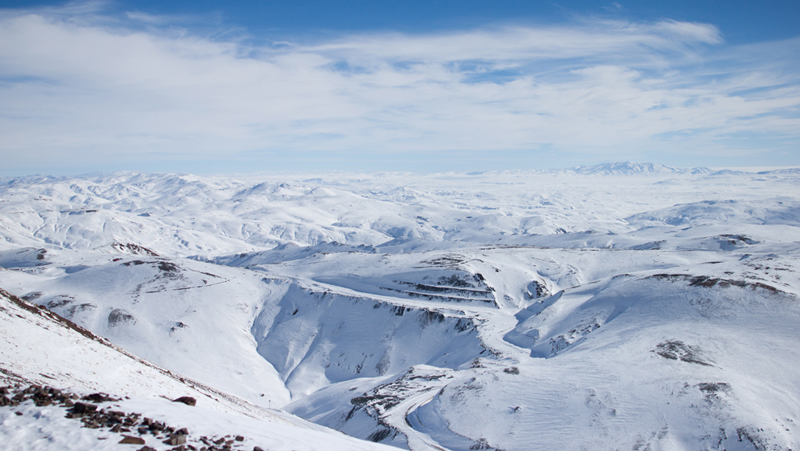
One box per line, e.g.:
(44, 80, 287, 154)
(0, 4, 798, 173)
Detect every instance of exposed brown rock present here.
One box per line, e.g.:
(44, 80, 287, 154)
(172, 396, 197, 406)
(119, 435, 146, 445)
(69, 402, 97, 415)
(84, 392, 115, 403)
(165, 434, 188, 445)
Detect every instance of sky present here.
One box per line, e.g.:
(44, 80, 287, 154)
(0, 0, 798, 175)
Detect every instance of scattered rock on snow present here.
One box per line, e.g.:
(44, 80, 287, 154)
(653, 340, 712, 366)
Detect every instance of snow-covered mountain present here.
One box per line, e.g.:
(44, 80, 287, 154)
(1, 164, 799, 450)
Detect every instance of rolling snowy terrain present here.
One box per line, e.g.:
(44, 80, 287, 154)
(1, 162, 799, 450)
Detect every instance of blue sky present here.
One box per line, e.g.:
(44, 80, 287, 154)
(0, 1, 798, 175)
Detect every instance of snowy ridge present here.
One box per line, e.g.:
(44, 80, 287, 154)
(0, 287, 264, 417)
(1, 166, 800, 450)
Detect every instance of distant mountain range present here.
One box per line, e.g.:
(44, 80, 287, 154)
(472, 161, 716, 176)
(561, 161, 713, 175)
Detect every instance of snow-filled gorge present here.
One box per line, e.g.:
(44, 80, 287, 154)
(1, 163, 799, 450)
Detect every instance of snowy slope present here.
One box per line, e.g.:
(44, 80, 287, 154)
(0, 288, 395, 451)
(0, 250, 291, 409)
(1, 164, 799, 450)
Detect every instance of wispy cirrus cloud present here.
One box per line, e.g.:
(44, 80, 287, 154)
(0, 3, 797, 174)
(305, 19, 722, 64)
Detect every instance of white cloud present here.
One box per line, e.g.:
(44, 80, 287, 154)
(651, 20, 721, 44)
(0, 5, 797, 173)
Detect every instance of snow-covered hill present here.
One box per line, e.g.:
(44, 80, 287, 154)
(1, 164, 799, 450)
